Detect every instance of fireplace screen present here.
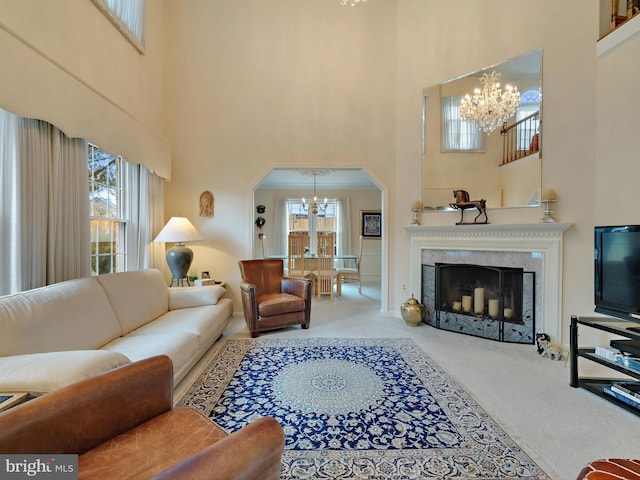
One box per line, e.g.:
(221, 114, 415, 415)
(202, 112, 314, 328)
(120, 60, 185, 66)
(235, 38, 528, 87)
(422, 263, 535, 344)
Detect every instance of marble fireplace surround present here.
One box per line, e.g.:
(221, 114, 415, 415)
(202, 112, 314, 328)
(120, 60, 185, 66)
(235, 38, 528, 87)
(405, 223, 573, 343)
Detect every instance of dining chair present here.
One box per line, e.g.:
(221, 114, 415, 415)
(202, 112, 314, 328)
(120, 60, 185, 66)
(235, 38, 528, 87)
(336, 235, 363, 296)
(315, 232, 335, 300)
(287, 233, 314, 284)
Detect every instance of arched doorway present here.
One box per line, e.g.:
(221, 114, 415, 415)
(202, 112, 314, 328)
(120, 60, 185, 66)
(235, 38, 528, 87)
(251, 167, 388, 311)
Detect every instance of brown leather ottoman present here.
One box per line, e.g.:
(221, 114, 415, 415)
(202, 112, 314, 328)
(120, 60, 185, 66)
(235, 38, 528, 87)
(576, 459, 640, 479)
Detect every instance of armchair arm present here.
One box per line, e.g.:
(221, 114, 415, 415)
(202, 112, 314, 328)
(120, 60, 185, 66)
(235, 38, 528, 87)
(150, 416, 285, 480)
(282, 276, 312, 299)
(0, 355, 173, 455)
(239, 281, 259, 331)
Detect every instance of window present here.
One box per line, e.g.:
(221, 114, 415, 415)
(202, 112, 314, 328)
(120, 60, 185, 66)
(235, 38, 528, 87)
(440, 96, 486, 152)
(91, 0, 146, 53)
(287, 199, 338, 253)
(88, 144, 126, 275)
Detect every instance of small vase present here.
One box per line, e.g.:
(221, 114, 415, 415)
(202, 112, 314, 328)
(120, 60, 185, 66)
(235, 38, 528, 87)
(401, 295, 425, 327)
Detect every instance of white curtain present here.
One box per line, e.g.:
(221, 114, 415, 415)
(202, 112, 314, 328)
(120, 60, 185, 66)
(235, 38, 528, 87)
(273, 196, 287, 256)
(441, 96, 485, 152)
(273, 197, 351, 260)
(0, 109, 89, 295)
(336, 197, 352, 262)
(104, 0, 146, 43)
(124, 162, 164, 271)
(0, 110, 20, 294)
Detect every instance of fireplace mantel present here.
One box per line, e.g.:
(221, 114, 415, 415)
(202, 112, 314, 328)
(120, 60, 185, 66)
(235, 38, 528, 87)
(405, 223, 573, 343)
(404, 222, 572, 238)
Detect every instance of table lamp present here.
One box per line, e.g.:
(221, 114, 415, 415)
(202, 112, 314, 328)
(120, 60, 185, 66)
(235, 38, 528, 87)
(154, 216, 203, 286)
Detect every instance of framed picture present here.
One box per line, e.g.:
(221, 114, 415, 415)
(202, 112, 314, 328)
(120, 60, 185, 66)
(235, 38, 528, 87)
(361, 211, 382, 238)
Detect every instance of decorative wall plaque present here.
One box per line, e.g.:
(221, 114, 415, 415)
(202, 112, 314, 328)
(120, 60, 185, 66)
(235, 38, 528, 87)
(199, 191, 214, 218)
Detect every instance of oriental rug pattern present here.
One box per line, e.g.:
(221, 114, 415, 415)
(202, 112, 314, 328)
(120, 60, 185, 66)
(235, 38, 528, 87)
(178, 338, 549, 479)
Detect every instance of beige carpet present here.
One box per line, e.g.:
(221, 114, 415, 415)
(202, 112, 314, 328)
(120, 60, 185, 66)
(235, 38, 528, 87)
(177, 279, 640, 480)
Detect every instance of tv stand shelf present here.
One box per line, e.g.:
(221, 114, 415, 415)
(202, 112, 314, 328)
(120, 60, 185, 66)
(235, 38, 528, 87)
(570, 315, 640, 417)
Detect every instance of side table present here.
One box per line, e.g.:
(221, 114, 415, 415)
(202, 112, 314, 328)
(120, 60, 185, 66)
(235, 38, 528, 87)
(194, 279, 226, 288)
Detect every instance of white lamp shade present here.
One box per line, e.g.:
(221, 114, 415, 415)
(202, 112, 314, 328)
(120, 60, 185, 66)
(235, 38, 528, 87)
(154, 217, 203, 243)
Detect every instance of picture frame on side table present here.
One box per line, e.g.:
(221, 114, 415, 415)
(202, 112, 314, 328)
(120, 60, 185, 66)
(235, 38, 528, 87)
(361, 211, 382, 238)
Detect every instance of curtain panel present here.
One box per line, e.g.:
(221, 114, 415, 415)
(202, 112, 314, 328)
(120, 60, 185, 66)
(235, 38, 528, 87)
(0, 109, 90, 295)
(441, 96, 486, 152)
(124, 162, 165, 271)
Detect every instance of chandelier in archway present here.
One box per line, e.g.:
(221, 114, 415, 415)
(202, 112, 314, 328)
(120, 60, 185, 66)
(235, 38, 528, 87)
(301, 171, 330, 215)
(340, 0, 366, 6)
(460, 71, 520, 133)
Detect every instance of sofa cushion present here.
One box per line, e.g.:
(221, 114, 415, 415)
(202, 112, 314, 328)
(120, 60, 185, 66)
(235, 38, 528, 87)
(168, 285, 226, 310)
(134, 299, 233, 349)
(101, 332, 199, 379)
(0, 350, 131, 394)
(0, 277, 122, 356)
(258, 293, 305, 317)
(96, 269, 169, 335)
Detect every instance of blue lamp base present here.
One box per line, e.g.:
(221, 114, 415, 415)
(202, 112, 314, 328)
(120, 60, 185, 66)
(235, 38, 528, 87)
(166, 243, 194, 286)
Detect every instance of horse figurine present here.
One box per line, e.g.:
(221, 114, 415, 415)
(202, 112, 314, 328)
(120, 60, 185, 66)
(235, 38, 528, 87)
(449, 190, 488, 225)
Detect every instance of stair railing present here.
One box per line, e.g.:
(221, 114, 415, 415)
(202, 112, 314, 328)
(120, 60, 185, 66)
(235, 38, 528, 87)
(500, 111, 540, 166)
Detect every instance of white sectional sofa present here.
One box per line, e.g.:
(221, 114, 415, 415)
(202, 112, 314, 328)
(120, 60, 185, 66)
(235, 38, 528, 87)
(0, 269, 233, 394)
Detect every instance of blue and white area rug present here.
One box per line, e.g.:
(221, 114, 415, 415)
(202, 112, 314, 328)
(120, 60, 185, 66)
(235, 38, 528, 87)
(179, 338, 550, 479)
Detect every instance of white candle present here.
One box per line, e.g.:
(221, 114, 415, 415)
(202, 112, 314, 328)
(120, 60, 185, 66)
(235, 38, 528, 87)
(474, 288, 485, 314)
(542, 188, 557, 201)
(504, 308, 513, 319)
(488, 299, 499, 317)
(452, 301, 462, 311)
(462, 295, 472, 312)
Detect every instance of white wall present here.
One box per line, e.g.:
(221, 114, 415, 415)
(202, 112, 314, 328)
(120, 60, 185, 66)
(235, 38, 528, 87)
(596, 26, 640, 224)
(163, 0, 396, 310)
(164, 1, 602, 337)
(394, 0, 598, 344)
(4, 1, 636, 346)
(0, 0, 171, 177)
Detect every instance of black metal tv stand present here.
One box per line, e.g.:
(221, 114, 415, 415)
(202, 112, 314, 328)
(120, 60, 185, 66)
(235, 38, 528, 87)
(570, 315, 640, 417)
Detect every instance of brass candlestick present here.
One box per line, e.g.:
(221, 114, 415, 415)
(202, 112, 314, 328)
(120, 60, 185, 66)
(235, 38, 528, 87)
(410, 208, 422, 226)
(540, 199, 557, 223)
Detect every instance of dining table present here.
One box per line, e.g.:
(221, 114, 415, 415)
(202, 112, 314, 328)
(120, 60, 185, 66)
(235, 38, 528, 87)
(269, 254, 358, 270)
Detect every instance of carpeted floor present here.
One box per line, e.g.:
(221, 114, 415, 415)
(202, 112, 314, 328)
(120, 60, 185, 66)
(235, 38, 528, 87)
(179, 337, 550, 479)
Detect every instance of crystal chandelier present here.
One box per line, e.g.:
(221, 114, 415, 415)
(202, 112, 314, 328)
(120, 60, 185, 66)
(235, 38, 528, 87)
(302, 172, 328, 215)
(340, 0, 366, 6)
(460, 71, 520, 133)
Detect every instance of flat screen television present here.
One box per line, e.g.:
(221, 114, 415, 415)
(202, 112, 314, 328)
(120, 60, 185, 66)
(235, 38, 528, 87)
(595, 225, 640, 322)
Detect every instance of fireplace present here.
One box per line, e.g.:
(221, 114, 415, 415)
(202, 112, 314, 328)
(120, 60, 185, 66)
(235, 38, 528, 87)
(405, 223, 572, 344)
(425, 263, 535, 343)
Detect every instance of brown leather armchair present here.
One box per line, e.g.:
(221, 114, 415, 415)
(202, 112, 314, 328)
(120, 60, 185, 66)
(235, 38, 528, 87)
(239, 258, 313, 338)
(0, 355, 284, 480)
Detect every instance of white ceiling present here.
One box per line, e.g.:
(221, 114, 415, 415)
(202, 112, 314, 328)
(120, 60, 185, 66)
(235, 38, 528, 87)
(257, 168, 379, 191)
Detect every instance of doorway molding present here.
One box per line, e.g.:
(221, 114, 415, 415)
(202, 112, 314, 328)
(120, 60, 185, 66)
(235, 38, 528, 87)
(250, 166, 389, 313)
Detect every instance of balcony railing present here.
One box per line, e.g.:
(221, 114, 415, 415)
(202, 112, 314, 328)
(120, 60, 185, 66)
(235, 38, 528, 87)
(611, 0, 639, 32)
(500, 111, 540, 166)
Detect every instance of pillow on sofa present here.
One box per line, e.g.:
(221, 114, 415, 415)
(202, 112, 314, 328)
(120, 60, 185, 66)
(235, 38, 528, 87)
(168, 285, 226, 310)
(0, 350, 131, 394)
